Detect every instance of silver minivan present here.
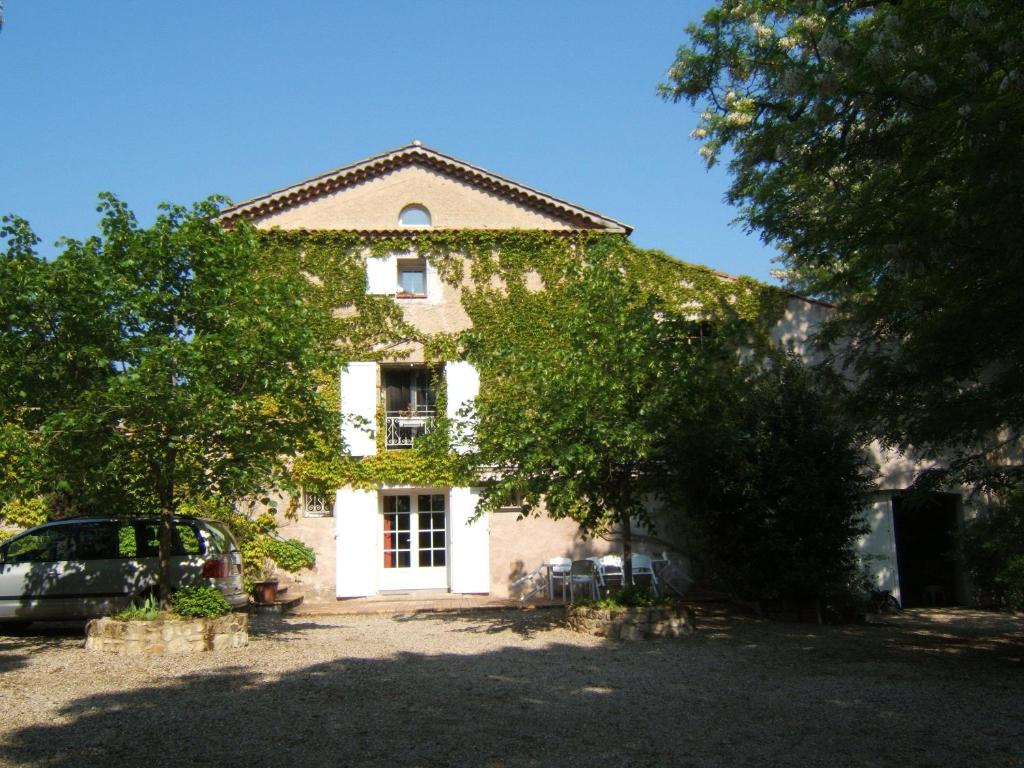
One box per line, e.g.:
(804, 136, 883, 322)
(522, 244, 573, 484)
(0, 516, 248, 625)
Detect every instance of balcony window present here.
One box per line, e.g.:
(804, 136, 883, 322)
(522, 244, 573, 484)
(383, 367, 438, 449)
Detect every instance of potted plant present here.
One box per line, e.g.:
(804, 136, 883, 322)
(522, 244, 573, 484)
(251, 556, 279, 604)
(249, 535, 317, 604)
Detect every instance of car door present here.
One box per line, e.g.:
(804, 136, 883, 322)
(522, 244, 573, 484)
(131, 520, 206, 594)
(0, 525, 78, 620)
(69, 520, 143, 617)
(0, 521, 145, 620)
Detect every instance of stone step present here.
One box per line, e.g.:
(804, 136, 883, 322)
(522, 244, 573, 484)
(249, 593, 304, 615)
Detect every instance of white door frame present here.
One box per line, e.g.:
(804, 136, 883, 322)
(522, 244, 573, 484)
(378, 488, 449, 592)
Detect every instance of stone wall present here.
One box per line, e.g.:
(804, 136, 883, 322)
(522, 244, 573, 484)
(567, 604, 696, 640)
(85, 613, 248, 654)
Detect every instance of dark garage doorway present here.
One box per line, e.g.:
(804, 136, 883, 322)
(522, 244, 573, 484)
(892, 492, 959, 607)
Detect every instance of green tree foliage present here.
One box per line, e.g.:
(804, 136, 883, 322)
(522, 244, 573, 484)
(664, 354, 874, 605)
(960, 493, 1024, 610)
(661, 0, 1024, 489)
(462, 236, 870, 598)
(0, 196, 339, 604)
(462, 238, 708, 584)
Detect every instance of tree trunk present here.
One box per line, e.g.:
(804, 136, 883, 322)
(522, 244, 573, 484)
(157, 449, 176, 610)
(621, 516, 634, 589)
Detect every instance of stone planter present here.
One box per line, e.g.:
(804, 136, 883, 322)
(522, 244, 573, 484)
(567, 604, 696, 640)
(84, 613, 248, 654)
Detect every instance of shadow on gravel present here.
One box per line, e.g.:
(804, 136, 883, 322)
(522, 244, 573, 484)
(0, 621, 87, 673)
(692, 606, 1024, 670)
(0, 609, 1020, 768)
(390, 606, 566, 638)
(0, 621, 87, 639)
(0, 647, 29, 673)
(247, 616, 350, 641)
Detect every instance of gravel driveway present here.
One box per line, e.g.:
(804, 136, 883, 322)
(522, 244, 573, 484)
(0, 607, 1020, 768)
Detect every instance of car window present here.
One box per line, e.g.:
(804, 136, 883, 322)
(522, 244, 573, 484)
(71, 522, 120, 560)
(118, 523, 137, 557)
(201, 522, 232, 554)
(178, 524, 202, 555)
(3, 528, 73, 563)
(134, 522, 205, 557)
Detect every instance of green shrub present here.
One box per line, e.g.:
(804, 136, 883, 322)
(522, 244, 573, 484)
(578, 587, 671, 610)
(961, 496, 1024, 611)
(267, 537, 316, 572)
(170, 586, 231, 618)
(114, 593, 160, 621)
(0, 497, 48, 530)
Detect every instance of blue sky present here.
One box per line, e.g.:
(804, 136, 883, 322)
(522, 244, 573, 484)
(0, 1, 780, 282)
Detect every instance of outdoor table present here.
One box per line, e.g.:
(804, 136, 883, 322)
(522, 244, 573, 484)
(546, 561, 571, 601)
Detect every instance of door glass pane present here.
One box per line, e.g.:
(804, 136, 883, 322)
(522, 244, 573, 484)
(382, 493, 446, 572)
(383, 496, 412, 569)
(417, 503, 446, 568)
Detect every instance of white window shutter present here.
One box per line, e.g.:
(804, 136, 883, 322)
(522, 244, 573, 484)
(335, 489, 379, 597)
(425, 259, 442, 305)
(857, 497, 901, 605)
(445, 361, 479, 454)
(449, 487, 490, 594)
(340, 362, 377, 456)
(366, 254, 397, 295)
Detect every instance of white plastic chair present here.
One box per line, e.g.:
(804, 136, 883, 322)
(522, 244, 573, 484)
(631, 553, 659, 594)
(589, 554, 623, 592)
(510, 563, 547, 602)
(547, 557, 572, 601)
(569, 560, 600, 602)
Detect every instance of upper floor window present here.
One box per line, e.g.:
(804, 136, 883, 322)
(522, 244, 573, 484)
(399, 204, 431, 227)
(383, 366, 438, 449)
(397, 258, 427, 297)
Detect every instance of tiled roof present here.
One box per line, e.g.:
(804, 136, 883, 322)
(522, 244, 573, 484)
(218, 142, 632, 234)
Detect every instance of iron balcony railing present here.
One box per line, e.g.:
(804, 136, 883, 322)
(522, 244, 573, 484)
(385, 408, 436, 449)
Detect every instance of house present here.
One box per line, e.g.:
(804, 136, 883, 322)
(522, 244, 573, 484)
(221, 142, 968, 607)
(220, 142, 633, 601)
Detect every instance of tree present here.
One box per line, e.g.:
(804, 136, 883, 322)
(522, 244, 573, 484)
(663, 354, 874, 610)
(0, 195, 339, 604)
(462, 238, 712, 585)
(661, 0, 1024, 490)
(461, 236, 871, 601)
(959, 491, 1024, 610)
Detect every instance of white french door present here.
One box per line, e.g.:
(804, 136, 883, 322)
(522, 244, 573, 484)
(378, 492, 448, 591)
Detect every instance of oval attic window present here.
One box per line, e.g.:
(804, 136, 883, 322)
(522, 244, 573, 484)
(399, 204, 432, 227)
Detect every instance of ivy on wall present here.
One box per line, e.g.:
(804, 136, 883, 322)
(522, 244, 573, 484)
(255, 229, 789, 491)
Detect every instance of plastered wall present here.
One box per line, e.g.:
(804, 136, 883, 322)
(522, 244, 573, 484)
(252, 165, 578, 231)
